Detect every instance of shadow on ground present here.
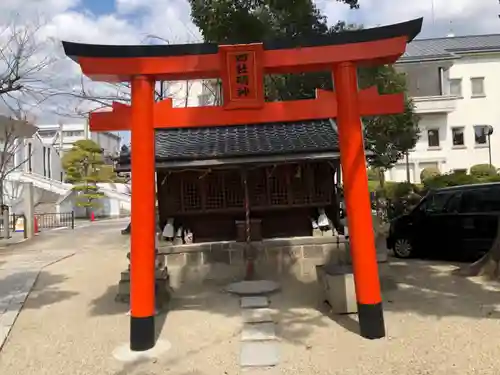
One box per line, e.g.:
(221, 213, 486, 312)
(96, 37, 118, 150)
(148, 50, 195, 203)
(0, 270, 78, 309)
(88, 243, 500, 356)
(382, 258, 500, 319)
(89, 284, 170, 344)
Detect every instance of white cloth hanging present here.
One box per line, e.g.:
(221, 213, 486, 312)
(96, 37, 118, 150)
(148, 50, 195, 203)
(162, 218, 174, 238)
(317, 208, 329, 227)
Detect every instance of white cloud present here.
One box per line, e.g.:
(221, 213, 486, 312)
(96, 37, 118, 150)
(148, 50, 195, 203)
(319, 0, 500, 38)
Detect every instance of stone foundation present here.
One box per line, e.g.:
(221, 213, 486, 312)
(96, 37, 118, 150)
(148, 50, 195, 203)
(116, 267, 173, 308)
(159, 236, 351, 266)
(157, 236, 388, 285)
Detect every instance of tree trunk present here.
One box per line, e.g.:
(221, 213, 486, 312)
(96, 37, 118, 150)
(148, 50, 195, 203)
(0, 178, 4, 207)
(405, 152, 411, 183)
(455, 216, 500, 279)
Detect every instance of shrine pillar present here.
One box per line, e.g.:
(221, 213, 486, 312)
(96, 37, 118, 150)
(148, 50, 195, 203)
(333, 62, 385, 339)
(129, 75, 156, 351)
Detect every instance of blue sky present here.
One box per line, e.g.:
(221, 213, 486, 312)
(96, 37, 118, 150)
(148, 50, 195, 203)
(78, 0, 116, 15)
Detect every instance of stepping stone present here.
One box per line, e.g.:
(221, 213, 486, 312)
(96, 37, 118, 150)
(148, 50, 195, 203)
(241, 322, 276, 341)
(242, 308, 273, 323)
(226, 280, 280, 296)
(240, 341, 279, 367)
(241, 296, 269, 308)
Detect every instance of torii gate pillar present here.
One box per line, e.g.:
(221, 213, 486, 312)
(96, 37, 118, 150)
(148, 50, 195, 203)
(334, 62, 384, 338)
(129, 76, 156, 350)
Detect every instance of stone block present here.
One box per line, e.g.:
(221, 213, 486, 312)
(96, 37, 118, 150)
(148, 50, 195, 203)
(240, 341, 279, 367)
(242, 308, 274, 323)
(316, 265, 357, 314)
(241, 296, 269, 308)
(241, 322, 276, 341)
(120, 269, 169, 282)
(211, 242, 231, 251)
(117, 280, 130, 297)
(204, 249, 230, 264)
(186, 251, 202, 266)
(166, 253, 186, 266)
(229, 242, 246, 252)
(302, 245, 324, 259)
(229, 249, 244, 264)
(265, 247, 280, 259)
(284, 246, 302, 260)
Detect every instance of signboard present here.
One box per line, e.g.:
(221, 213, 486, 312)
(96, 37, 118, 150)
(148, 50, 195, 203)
(219, 43, 264, 110)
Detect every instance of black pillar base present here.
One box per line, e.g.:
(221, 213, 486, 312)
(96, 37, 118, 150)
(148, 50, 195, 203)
(130, 316, 155, 351)
(357, 302, 385, 339)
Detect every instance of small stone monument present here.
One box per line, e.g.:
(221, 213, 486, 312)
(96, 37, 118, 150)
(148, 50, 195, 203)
(116, 234, 173, 309)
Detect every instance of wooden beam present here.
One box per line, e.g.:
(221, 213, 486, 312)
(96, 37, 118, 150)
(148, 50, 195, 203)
(89, 87, 404, 132)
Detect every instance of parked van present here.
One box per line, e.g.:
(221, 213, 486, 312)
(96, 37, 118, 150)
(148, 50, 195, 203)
(386, 182, 500, 259)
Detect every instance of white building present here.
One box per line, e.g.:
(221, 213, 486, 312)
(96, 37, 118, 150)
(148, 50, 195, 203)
(37, 123, 121, 156)
(388, 34, 500, 183)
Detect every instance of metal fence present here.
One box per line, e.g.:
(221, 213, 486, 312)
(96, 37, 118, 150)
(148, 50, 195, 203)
(35, 212, 75, 230)
(0, 212, 75, 238)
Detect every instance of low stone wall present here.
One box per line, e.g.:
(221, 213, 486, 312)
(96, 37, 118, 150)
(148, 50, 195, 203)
(159, 236, 351, 267)
(157, 236, 359, 284)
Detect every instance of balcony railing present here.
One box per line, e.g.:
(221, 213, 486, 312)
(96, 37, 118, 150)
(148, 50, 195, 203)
(412, 95, 458, 114)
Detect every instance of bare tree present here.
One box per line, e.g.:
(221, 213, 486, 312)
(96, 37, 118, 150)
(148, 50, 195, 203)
(0, 16, 59, 116)
(62, 32, 221, 120)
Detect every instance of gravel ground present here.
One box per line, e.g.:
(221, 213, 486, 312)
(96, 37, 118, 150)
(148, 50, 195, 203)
(1, 232, 500, 375)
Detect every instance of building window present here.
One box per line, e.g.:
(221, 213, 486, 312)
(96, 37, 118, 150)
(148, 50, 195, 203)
(451, 127, 465, 146)
(471, 77, 485, 97)
(42, 146, 46, 177)
(474, 125, 490, 146)
(449, 78, 462, 97)
(38, 130, 57, 138)
(427, 129, 440, 148)
(47, 149, 51, 179)
(28, 142, 32, 172)
(63, 130, 84, 137)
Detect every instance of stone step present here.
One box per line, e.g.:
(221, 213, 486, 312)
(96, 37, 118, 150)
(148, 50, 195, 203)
(242, 308, 274, 323)
(240, 296, 269, 309)
(240, 341, 280, 367)
(241, 322, 276, 341)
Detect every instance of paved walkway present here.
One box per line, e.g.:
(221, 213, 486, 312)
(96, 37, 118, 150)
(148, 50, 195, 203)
(0, 218, 129, 350)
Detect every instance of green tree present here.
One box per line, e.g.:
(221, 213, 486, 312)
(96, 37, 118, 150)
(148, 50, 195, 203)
(188, 0, 419, 192)
(360, 65, 420, 189)
(62, 139, 109, 217)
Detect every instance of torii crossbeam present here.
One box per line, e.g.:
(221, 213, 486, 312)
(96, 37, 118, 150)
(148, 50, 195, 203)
(62, 17, 423, 352)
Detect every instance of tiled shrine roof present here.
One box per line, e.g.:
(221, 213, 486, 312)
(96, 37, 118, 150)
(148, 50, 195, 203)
(117, 119, 342, 170)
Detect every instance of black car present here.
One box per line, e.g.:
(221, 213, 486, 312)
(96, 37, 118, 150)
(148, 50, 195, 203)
(387, 182, 500, 259)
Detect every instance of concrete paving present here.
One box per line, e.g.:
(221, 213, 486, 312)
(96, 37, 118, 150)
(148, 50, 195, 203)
(3, 219, 500, 374)
(0, 217, 129, 350)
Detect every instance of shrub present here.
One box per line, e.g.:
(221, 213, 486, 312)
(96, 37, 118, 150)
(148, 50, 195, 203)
(423, 171, 479, 189)
(380, 182, 422, 200)
(367, 168, 379, 181)
(420, 167, 440, 182)
(368, 180, 379, 192)
(484, 174, 500, 182)
(470, 164, 497, 178)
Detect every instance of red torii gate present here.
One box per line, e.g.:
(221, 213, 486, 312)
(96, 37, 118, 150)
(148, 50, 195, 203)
(62, 17, 422, 352)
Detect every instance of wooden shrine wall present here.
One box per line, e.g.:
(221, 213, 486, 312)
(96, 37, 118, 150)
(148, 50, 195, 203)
(156, 161, 337, 242)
